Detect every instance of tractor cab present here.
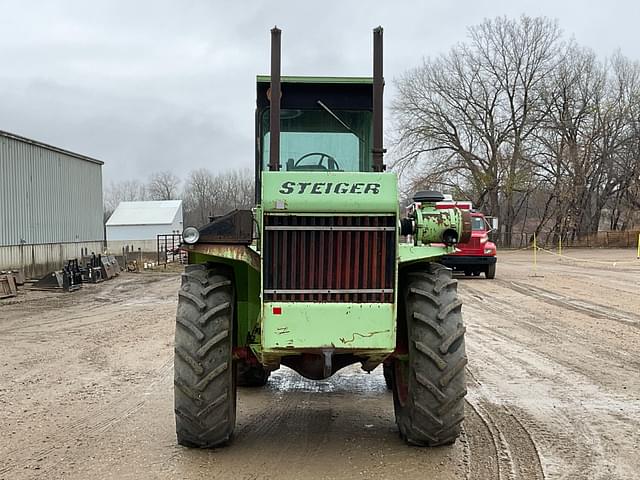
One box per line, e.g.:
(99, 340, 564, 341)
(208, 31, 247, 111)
(255, 77, 377, 199)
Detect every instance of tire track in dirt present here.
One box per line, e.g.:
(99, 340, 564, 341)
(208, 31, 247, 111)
(226, 371, 369, 477)
(518, 265, 640, 296)
(463, 370, 545, 480)
(1, 273, 181, 479)
(494, 279, 640, 329)
(460, 283, 640, 376)
(461, 284, 558, 337)
(471, 329, 629, 478)
(0, 357, 174, 477)
(0, 275, 178, 335)
(0, 304, 174, 340)
(461, 294, 640, 479)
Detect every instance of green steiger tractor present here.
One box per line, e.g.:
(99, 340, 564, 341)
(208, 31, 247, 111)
(174, 26, 471, 448)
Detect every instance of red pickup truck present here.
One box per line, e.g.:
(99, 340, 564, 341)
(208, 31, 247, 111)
(436, 202, 497, 279)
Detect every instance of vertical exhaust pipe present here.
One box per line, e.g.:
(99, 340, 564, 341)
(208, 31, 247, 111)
(269, 27, 282, 171)
(372, 26, 385, 172)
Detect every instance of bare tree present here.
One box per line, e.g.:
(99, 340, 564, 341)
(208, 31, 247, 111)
(533, 49, 640, 238)
(103, 179, 148, 220)
(182, 169, 216, 226)
(393, 16, 562, 245)
(147, 171, 181, 200)
(393, 15, 640, 244)
(531, 44, 605, 239)
(182, 168, 254, 227)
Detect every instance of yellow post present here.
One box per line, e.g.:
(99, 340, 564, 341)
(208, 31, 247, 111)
(559, 235, 562, 256)
(533, 231, 538, 274)
(637, 233, 640, 259)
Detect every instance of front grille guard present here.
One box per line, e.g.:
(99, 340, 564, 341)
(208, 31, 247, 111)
(263, 215, 396, 303)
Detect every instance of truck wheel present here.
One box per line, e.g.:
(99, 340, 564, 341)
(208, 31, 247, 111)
(393, 263, 467, 446)
(383, 363, 394, 390)
(237, 361, 270, 387)
(174, 264, 237, 448)
(472, 271, 480, 277)
(485, 263, 496, 279)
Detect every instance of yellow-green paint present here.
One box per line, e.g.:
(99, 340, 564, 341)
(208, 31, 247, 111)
(261, 171, 398, 213)
(397, 243, 457, 264)
(187, 247, 261, 347)
(261, 302, 395, 352)
(414, 206, 467, 245)
(185, 170, 464, 358)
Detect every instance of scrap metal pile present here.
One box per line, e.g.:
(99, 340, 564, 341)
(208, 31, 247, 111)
(34, 254, 121, 292)
(0, 270, 24, 298)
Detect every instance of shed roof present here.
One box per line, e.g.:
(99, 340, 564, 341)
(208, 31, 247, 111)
(106, 200, 182, 226)
(0, 129, 104, 165)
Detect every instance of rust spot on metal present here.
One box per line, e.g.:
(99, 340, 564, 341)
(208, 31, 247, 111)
(185, 244, 260, 271)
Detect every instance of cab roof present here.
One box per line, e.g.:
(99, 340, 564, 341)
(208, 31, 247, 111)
(256, 75, 373, 84)
(256, 76, 374, 110)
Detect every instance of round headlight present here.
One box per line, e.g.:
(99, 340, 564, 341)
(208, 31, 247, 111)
(182, 226, 200, 244)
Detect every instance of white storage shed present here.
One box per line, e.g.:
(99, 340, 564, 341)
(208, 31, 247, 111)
(106, 200, 183, 252)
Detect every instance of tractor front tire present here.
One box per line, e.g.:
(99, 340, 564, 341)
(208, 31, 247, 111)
(174, 264, 237, 448)
(237, 361, 270, 387)
(392, 263, 467, 446)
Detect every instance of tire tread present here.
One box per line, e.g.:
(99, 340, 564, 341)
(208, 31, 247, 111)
(174, 265, 236, 448)
(392, 263, 467, 446)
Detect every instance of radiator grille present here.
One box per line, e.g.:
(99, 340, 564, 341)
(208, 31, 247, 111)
(263, 215, 395, 303)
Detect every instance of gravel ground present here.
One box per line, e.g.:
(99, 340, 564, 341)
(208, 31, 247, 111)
(1, 248, 639, 479)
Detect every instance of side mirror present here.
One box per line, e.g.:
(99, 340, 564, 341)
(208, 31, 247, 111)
(485, 216, 499, 232)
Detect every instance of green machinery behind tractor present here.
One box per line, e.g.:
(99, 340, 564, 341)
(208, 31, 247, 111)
(174, 27, 471, 448)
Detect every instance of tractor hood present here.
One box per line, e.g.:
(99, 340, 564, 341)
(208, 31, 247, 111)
(261, 171, 398, 213)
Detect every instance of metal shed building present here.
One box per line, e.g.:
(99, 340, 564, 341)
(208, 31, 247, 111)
(105, 200, 183, 253)
(0, 130, 104, 278)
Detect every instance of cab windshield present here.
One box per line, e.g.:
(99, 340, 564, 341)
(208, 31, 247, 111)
(261, 108, 372, 172)
(472, 217, 485, 231)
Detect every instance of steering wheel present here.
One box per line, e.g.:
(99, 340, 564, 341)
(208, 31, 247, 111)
(294, 152, 340, 171)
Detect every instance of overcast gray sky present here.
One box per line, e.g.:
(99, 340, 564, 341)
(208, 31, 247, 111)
(1, 0, 638, 186)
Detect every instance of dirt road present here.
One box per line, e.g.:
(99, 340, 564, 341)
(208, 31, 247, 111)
(1, 249, 639, 479)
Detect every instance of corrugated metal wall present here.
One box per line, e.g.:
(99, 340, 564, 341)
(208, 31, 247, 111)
(0, 241, 104, 278)
(0, 133, 104, 246)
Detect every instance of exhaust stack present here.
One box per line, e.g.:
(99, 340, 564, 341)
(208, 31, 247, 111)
(269, 27, 282, 171)
(372, 26, 385, 172)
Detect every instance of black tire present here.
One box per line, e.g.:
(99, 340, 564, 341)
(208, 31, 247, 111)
(486, 262, 496, 279)
(174, 264, 237, 448)
(237, 361, 270, 387)
(463, 270, 472, 277)
(392, 263, 467, 446)
(472, 271, 480, 277)
(383, 363, 394, 390)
